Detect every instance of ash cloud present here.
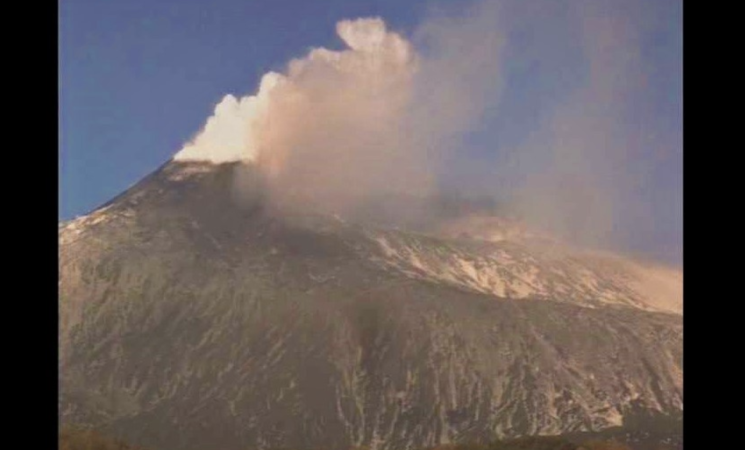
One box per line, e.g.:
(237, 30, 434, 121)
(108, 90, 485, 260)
(174, 0, 681, 265)
(176, 18, 431, 215)
(175, 5, 506, 216)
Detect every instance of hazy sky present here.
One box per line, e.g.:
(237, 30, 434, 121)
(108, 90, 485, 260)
(59, 0, 682, 265)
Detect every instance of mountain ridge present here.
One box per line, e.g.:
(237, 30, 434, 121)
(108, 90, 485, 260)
(59, 160, 682, 450)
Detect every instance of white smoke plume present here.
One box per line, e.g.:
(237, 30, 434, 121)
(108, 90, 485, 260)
(172, 0, 680, 265)
(175, 11, 504, 216)
(176, 18, 420, 213)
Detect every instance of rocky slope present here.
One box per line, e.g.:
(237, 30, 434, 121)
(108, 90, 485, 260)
(59, 161, 682, 450)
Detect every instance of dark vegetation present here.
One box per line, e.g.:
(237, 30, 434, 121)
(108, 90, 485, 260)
(60, 427, 150, 450)
(59, 427, 680, 450)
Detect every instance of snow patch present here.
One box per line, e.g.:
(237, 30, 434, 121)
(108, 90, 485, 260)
(367, 229, 682, 314)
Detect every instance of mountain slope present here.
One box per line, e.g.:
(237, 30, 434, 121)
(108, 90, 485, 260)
(59, 161, 682, 450)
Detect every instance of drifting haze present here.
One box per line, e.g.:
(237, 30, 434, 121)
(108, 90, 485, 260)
(175, 0, 681, 265)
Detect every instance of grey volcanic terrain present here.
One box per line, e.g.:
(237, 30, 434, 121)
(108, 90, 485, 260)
(59, 161, 682, 450)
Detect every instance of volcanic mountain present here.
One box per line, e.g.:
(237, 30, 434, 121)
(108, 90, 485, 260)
(59, 159, 682, 450)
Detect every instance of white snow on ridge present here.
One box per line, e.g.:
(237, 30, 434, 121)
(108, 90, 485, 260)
(59, 189, 681, 316)
(59, 206, 113, 242)
(367, 231, 682, 315)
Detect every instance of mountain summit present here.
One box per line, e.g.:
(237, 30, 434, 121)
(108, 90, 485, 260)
(59, 159, 682, 450)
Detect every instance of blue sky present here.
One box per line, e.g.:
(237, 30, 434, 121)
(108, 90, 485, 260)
(59, 0, 682, 264)
(60, 0, 428, 219)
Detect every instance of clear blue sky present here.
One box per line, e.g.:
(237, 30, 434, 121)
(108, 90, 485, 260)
(59, 0, 681, 264)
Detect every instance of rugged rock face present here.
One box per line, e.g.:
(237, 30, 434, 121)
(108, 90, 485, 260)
(59, 161, 682, 450)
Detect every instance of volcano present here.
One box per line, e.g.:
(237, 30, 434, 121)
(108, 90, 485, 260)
(59, 159, 682, 450)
